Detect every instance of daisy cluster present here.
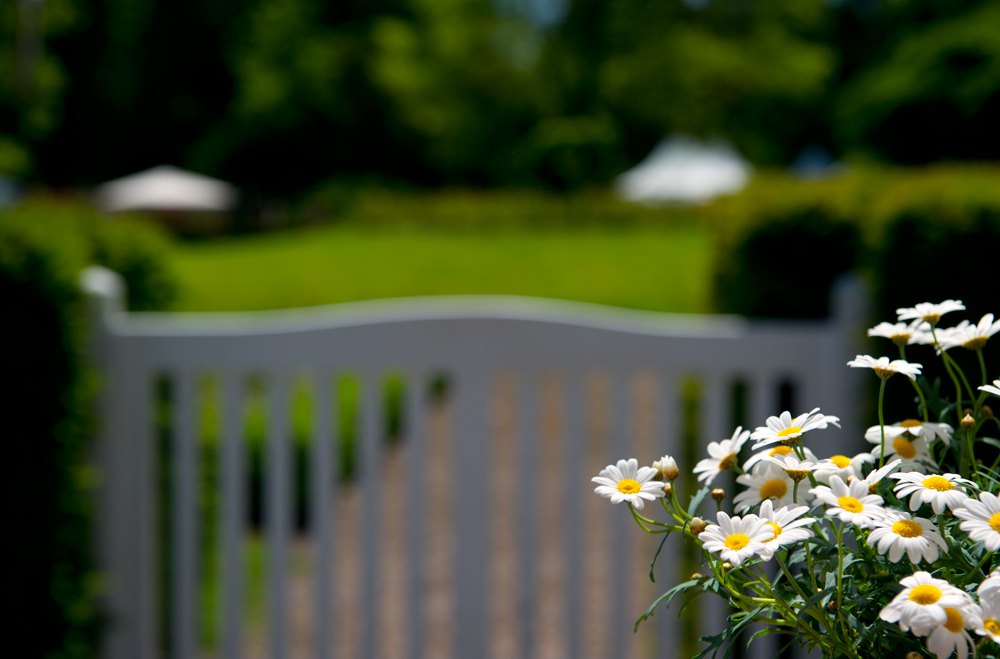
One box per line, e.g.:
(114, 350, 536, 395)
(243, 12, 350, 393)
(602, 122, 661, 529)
(592, 299, 1000, 659)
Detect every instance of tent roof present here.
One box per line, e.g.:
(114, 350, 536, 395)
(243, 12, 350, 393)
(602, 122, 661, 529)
(615, 135, 752, 205)
(95, 165, 238, 212)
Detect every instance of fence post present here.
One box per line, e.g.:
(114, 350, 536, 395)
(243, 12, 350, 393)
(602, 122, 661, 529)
(829, 274, 873, 468)
(80, 266, 148, 659)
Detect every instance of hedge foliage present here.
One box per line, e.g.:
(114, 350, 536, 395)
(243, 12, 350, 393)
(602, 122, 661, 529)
(1, 200, 176, 659)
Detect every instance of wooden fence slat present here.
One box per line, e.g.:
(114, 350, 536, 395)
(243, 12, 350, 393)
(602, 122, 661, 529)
(313, 375, 334, 659)
(222, 372, 244, 659)
(171, 370, 198, 659)
(267, 374, 290, 659)
(517, 376, 540, 659)
(453, 371, 490, 659)
(610, 375, 631, 658)
(360, 373, 381, 659)
(563, 377, 584, 659)
(406, 373, 427, 659)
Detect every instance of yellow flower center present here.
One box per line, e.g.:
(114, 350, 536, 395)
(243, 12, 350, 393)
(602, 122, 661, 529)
(777, 426, 803, 438)
(830, 455, 851, 469)
(769, 446, 793, 457)
(874, 366, 896, 379)
(760, 479, 788, 500)
(893, 437, 917, 459)
(837, 496, 863, 513)
(944, 608, 964, 633)
(922, 476, 954, 492)
(965, 337, 990, 350)
(724, 533, 750, 550)
(718, 453, 738, 471)
(767, 522, 782, 539)
(909, 584, 942, 605)
(985, 619, 1000, 636)
(989, 512, 1000, 534)
(617, 479, 641, 494)
(892, 520, 923, 538)
(900, 419, 923, 428)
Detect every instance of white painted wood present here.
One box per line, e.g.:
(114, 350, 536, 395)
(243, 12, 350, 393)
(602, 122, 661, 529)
(360, 374, 381, 659)
(699, 374, 729, 653)
(563, 378, 584, 659)
(517, 377, 540, 659)
(222, 371, 244, 659)
(453, 370, 490, 659)
(171, 370, 198, 659)
(610, 377, 631, 658)
(405, 373, 427, 659)
(267, 374, 290, 659)
(82, 266, 870, 659)
(657, 375, 680, 659)
(312, 375, 334, 659)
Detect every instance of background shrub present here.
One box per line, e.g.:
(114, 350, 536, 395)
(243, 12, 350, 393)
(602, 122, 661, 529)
(0, 200, 176, 659)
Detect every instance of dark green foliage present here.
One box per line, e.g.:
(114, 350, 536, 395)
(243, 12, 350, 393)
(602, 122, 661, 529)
(715, 208, 859, 319)
(0, 201, 176, 659)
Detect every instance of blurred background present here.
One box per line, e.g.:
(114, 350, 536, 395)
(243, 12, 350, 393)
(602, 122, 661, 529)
(4, 0, 1000, 657)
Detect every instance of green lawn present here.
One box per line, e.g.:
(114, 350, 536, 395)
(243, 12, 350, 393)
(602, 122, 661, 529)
(171, 225, 714, 313)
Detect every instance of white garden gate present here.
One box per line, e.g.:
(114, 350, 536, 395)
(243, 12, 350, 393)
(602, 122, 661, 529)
(84, 266, 868, 659)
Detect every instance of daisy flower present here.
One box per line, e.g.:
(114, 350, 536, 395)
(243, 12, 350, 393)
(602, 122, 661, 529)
(848, 355, 922, 381)
(762, 453, 821, 482)
(975, 579, 1000, 643)
(749, 408, 840, 451)
(981, 380, 1000, 398)
(880, 572, 973, 636)
(891, 472, 976, 514)
(809, 475, 887, 528)
(734, 464, 796, 512)
(940, 313, 1000, 351)
(865, 419, 954, 447)
(592, 458, 663, 510)
(868, 511, 947, 565)
(926, 605, 979, 659)
(868, 320, 926, 346)
(871, 434, 937, 472)
(864, 458, 903, 494)
(651, 454, 679, 481)
(693, 427, 749, 485)
(699, 512, 774, 567)
(743, 445, 817, 473)
(756, 500, 815, 560)
(955, 491, 1000, 551)
(897, 300, 966, 326)
(813, 452, 873, 485)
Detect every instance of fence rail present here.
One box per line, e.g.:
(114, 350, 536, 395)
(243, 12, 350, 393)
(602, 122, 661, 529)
(83, 266, 868, 659)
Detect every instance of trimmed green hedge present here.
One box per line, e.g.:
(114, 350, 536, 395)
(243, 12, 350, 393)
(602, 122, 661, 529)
(1, 200, 176, 659)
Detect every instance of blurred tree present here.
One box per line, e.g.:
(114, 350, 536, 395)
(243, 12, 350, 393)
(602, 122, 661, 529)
(834, 0, 1000, 163)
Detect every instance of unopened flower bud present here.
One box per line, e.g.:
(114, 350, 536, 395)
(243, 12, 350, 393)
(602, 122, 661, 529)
(689, 517, 707, 536)
(721, 562, 732, 572)
(827, 599, 838, 612)
(984, 405, 994, 419)
(691, 572, 705, 582)
(786, 469, 810, 482)
(964, 408, 975, 416)
(906, 653, 923, 659)
(662, 483, 673, 499)
(652, 455, 680, 481)
(711, 488, 725, 502)
(846, 475, 857, 485)
(962, 413, 976, 430)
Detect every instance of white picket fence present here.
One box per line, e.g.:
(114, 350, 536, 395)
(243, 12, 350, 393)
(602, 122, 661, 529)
(84, 266, 869, 659)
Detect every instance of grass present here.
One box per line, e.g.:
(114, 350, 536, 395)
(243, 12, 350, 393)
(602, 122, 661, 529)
(170, 224, 714, 313)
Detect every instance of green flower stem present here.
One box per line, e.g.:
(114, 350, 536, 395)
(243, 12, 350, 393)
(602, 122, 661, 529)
(900, 345, 929, 422)
(774, 550, 840, 637)
(832, 522, 848, 638)
(932, 327, 965, 409)
(628, 504, 673, 533)
(978, 349, 989, 388)
(803, 538, 820, 593)
(793, 480, 799, 504)
(877, 378, 887, 469)
(943, 350, 977, 404)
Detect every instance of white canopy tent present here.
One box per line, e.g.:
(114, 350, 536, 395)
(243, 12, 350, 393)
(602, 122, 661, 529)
(614, 135, 752, 205)
(94, 165, 238, 213)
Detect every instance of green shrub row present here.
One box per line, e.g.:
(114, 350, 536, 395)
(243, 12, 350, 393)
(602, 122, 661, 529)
(0, 200, 176, 659)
